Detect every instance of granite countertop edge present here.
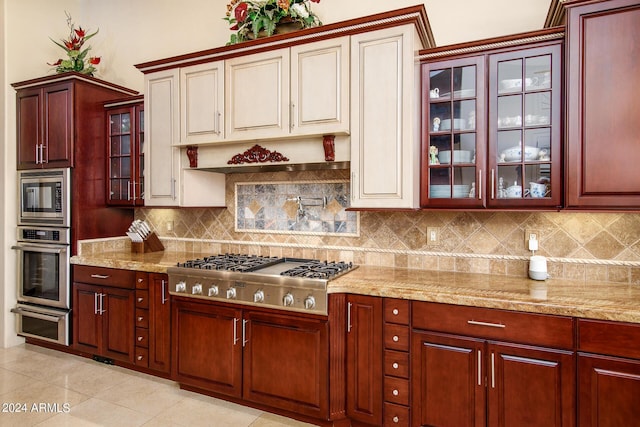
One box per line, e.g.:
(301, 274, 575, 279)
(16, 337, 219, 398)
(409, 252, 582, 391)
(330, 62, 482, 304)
(71, 253, 640, 324)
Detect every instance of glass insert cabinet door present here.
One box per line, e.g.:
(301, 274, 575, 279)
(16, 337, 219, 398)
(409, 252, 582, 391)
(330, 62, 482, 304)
(106, 103, 144, 206)
(421, 56, 486, 207)
(488, 44, 562, 208)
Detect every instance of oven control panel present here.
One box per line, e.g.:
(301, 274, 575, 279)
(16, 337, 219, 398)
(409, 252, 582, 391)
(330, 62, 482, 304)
(169, 275, 328, 315)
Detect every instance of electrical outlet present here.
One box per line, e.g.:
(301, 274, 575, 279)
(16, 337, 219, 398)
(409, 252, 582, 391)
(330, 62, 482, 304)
(166, 221, 174, 232)
(427, 227, 440, 245)
(525, 230, 541, 249)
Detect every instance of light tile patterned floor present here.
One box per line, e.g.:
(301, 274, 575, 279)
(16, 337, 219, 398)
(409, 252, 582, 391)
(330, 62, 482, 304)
(0, 344, 315, 427)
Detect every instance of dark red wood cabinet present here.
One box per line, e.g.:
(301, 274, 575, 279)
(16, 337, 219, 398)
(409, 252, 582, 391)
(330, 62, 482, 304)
(105, 96, 145, 206)
(72, 266, 136, 363)
(565, 0, 640, 209)
(13, 73, 138, 170)
(411, 301, 575, 427)
(383, 298, 411, 426)
(577, 319, 640, 427)
(16, 82, 73, 169)
(148, 273, 171, 373)
(171, 296, 346, 422)
(419, 28, 564, 210)
(172, 298, 243, 397)
(346, 294, 383, 426)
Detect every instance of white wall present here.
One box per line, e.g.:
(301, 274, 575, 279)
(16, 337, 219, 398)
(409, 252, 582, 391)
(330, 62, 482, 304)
(1, 0, 551, 347)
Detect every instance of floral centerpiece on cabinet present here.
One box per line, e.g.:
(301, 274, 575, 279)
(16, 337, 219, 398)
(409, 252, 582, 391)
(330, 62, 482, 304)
(48, 12, 101, 76)
(224, 0, 322, 45)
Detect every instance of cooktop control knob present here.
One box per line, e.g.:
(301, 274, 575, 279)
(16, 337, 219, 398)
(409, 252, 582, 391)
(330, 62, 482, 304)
(283, 292, 295, 307)
(176, 281, 187, 293)
(253, 289, 265, 303)
(226, 287, 237, 300)
(208, 285, 219, 297)
(304, 295, 316, 310)
(192, 283, 203, 295)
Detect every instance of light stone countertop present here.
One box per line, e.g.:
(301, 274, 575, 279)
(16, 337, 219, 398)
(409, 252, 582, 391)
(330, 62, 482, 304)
(71, 251, 640, 324)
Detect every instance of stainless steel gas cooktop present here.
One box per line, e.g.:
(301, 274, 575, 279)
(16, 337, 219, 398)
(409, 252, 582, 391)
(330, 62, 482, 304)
(167, 254, 356, 315)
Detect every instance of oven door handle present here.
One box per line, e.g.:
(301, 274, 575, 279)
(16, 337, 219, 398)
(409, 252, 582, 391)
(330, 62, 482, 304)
(11, 244, 66, 254)
(11, 307, 66, 322)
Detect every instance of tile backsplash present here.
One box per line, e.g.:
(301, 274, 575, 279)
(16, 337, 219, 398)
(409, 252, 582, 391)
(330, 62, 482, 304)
(235, 180, 358, 236)
(134, 169, 640, 284)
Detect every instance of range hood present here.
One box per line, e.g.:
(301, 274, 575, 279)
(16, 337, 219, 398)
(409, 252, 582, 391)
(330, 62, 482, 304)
(184, 136, 350, 174)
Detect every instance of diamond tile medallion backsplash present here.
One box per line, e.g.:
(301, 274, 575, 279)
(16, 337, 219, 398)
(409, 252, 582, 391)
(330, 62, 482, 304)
(235, 180, 358, 236)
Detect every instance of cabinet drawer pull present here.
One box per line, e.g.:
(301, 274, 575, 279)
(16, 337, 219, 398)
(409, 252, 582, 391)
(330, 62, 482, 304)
(392, 335, 399, 342)
(392, 389, 399, 396)
(392, 308, 399, 315)
(392, 362, 399, 369)
(137, 355, 143, 361)
(137, 297, 144, 303)
(491, 352, 496, 388)
(90, 274, 110, 279)
(467, 320, 505, 328)
(477, 349, 482, 386)
(138, 316, 144, 322)
(137, 336, 143, 341)
(393, 416, 399, 423)
(138, 278, 144, 283)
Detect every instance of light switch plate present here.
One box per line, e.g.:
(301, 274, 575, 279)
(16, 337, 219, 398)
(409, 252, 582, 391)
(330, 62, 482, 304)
(427, 227, 440, 245)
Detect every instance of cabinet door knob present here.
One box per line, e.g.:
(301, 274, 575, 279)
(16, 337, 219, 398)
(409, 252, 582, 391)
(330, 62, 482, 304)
(138, 278, 143, 283)
(392, 389, 399, 396)
(393, 335, 399, 342)
(392, 362, 399, 369)
(137, 355, 143, 361)
(137, 336, 143, 341)
(393, 416, 399, 423)
(392, 308, 399, 315)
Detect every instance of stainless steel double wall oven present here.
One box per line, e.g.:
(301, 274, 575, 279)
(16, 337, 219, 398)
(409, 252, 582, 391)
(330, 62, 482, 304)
(12, 168, 71, 345)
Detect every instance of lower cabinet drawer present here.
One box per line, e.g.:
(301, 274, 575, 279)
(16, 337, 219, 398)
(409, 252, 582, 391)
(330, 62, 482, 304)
(135, 308, 149, 328)
(385, 323, 410, 351)
(135, 290, 149, 309)
(384, 349, 409, 378)
(578, 318, 640, 359)
(412, 301, 574, 349)
(74, 265, 135, 289)
(135, 347, 148, 367)
(136, 327, 149, 348)
(384, 402, 410, 426)
(384, 376, 409, 405)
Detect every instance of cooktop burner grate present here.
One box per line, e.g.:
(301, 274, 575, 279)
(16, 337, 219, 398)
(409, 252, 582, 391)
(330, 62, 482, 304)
(176, 254, 278, 271)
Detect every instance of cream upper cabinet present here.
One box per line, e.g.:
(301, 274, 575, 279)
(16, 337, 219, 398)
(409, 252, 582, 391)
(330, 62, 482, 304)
(145, 69, 181, 206)
(290, 37, 350, 136)
(180, 61, 225, 144)
(145, 69, 226, 207)
(350, 25, 422, 209)
(225, 49, 290, 141)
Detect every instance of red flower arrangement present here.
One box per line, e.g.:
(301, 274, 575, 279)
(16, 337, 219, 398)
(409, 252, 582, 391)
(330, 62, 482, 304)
(48, 12, 101, 76)
(224, 0, 322, 45)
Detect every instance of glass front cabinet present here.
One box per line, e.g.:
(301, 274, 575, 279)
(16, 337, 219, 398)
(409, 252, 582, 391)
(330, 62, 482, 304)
(105, 96, 145, 206)
(420, 30, 563, 209)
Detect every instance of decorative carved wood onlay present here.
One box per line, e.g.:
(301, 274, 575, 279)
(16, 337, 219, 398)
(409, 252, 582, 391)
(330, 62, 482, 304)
(322, 135, 335, 161)
(227, 144, 290, 165)
(186, 145, 198, 168)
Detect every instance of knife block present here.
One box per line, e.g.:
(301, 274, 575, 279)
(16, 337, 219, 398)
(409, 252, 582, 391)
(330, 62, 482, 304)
(131, 232, 165, 253)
